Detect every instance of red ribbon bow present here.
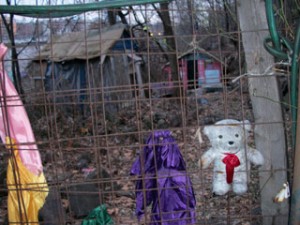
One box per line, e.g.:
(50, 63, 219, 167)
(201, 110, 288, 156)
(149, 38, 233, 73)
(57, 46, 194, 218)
(222, 153, 240, 184)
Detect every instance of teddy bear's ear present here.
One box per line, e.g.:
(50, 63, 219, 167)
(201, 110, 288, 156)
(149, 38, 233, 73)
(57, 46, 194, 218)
(241, 120, 251, 131)
(203, 125, 212, 137)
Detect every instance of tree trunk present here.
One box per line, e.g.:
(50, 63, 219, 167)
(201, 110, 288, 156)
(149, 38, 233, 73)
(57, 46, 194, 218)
(186, 0, 194, 34)
(237, 1, 289, 224)
(156, 2, 181, 97)
(107, 10, 117, 25)
(223, 0, 229, 32)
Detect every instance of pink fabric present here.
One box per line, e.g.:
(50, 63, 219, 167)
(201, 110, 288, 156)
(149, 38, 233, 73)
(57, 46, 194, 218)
(0, 43, 42, 175)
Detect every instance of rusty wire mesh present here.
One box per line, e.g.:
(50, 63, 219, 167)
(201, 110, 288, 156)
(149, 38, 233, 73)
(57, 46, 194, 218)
(0, 0, 295, 224)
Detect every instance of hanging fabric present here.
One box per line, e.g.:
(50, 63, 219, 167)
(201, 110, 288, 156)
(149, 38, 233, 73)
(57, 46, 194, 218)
(130, 130, 196, 225)
(0, 43, 48, 223)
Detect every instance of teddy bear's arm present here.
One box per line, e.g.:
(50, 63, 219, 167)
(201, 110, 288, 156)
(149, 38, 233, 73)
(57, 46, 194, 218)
(246, 146, 264, 165)
(200, 148, 216, 169)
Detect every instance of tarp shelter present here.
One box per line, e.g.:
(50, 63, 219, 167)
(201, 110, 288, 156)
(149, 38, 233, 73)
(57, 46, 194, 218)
(28, 23, 144, 113)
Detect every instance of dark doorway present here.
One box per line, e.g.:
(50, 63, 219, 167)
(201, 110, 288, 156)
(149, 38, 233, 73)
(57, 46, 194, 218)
(187, 60, 198, 89)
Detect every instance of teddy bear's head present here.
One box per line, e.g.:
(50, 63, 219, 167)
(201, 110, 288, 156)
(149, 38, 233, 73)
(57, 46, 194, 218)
(203, 119, 251, 152)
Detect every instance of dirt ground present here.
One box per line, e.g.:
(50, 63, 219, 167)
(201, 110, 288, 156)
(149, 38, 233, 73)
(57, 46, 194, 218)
(0, 85, 278, 224)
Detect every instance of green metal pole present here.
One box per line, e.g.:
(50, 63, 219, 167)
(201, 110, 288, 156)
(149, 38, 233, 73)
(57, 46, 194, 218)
(265, 0, 281, 52)
(291, 23, 300, 145)
(0, 0, 171, 18)
(265, 0, 298, 146)
(290, 22, 300, 225)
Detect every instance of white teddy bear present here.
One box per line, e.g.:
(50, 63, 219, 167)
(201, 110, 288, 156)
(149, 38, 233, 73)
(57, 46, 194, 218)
(198, 119, 264, 195)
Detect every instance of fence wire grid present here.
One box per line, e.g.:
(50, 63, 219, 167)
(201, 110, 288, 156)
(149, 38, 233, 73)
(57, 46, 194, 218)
(0, 0, 298, 224)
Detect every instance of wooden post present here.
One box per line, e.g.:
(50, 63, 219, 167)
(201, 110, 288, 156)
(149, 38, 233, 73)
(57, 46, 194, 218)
(237, 0, 289, 224)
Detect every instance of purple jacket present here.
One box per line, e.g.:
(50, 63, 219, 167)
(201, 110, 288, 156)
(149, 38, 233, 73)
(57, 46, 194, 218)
(130, 130, 196, 224)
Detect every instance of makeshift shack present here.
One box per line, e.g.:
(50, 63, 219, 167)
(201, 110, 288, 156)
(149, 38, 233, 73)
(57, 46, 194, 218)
(27, 23, 144, 113)
(162, 48, 223, 90)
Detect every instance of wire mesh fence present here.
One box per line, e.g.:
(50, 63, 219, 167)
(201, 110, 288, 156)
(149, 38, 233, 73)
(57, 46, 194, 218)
(0, 0, 297, 224)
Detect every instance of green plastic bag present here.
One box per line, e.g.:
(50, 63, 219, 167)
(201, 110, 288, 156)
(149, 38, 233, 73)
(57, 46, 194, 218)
(81, 205, 114, 225)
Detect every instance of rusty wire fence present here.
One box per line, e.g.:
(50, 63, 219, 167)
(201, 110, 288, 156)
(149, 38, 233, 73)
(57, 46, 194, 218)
(0, 0, 296, 224)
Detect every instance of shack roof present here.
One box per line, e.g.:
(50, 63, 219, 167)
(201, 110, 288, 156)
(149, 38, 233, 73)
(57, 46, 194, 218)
(34, 23, 132, 62)
(162, 47, 224, 69)
(178, 48, 224, 65)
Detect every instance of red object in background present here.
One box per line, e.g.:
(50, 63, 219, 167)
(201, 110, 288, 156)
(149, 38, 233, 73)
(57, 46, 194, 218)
(162, 55, 222, 91)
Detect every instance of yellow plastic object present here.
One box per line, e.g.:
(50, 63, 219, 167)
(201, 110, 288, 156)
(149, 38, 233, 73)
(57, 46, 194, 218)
(6, 137, 48, 224)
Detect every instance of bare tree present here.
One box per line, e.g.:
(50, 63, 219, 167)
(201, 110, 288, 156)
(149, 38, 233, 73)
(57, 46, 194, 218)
(1, 13, 24, 96)
(104, 3, 181, 96)
(107, 7, 128, 25)
(153, 2, 180, 97)
(186, 0, 194, 35)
